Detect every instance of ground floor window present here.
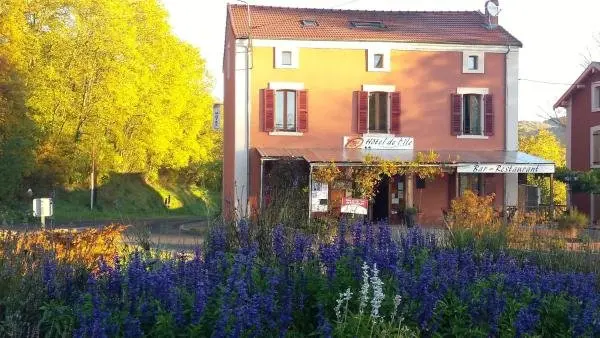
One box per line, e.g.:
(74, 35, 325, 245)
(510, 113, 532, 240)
(459, 174, 483, 196)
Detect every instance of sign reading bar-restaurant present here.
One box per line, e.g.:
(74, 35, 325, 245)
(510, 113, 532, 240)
(344, 136, 414, 150)
(457, 163, 555, 174)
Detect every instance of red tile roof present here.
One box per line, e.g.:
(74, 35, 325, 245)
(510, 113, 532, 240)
(227, 5, 522, 47)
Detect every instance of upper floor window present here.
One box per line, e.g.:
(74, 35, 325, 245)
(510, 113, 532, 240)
(369, 92, 388, 133)
(281, 51, 292, 66)
(275, 90, 296, 131)
(274, 46, 298, 69)
(367, 49, 390, 72)
(592, 126, 600, 167)
(462, 51, 485, 74)
(451, 88, 494, 138)
(262, 83, 308, 134)
(356, 85, 401, 134)
(463, 94, 483, 135)
(592, 82, 600, 112)
(373, 54, 384, 69)
(467, 55, 479, 71)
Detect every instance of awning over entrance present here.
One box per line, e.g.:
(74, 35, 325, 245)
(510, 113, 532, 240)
(256, 148, 555, 174)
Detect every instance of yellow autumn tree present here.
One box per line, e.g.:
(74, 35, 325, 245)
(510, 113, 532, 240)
(0, 0, 218, 192)
(519, 129, 566, 205)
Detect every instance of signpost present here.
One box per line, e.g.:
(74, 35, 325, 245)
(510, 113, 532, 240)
(341, 197, 368, 215)
(212, 103, 222, 130)
(33, 198, 53, 228)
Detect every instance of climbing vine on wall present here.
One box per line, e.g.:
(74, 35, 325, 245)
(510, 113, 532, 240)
(311, 151, 445, 200)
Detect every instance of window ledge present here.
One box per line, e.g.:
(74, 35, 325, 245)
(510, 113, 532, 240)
(269, 131, 304, 136)
(592, 107, 600, 113)
(457, 135, 489, 139)
(367, 67, 391, 73)
(592, 165, 600, 169)
(362, 132, 394, 137)
(462, 69, 484, 74)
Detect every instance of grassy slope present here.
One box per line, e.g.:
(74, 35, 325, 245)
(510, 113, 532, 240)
(53, 174, 220, 223)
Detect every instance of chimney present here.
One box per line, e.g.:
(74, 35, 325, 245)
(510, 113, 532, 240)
(485, 0, 499, 28)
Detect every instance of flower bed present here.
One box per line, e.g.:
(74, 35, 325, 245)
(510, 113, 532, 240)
(3, 221, 600, 337)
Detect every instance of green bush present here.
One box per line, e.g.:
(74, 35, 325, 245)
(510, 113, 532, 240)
(556, 209, 589, 230)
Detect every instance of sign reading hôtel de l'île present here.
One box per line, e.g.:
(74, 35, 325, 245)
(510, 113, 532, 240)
(343, 136, 414, 150)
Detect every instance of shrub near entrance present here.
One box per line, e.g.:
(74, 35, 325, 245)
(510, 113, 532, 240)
(447, 190, 499, 236)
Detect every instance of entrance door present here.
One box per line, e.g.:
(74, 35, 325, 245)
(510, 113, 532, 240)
(372, 176, 389, 222)
(390, 175, 406, 224)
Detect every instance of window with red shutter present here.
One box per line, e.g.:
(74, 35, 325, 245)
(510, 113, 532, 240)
(390, 92, 401, 134)
(484, 94, 494, 136)
(450, 94, 462, 136)
(356, 91, 369, 134)
(263, 89, 275, 132)
(297, 90, 308, 132)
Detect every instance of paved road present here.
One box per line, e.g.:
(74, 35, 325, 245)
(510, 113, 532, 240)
(1, 217, 210, 252)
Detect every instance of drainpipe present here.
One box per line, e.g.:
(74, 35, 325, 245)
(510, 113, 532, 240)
(236, 0, 252, 216)
(504, 45, 510, 213)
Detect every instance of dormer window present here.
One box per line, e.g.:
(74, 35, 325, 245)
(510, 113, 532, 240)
(350, 20, 386, 29)
(301, 19, 318, 27)
(463, 51, 485, 73)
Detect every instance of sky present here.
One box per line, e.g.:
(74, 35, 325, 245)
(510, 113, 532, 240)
(161, 0, 600, 121)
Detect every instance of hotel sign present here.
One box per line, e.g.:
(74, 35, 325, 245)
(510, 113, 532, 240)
(458, 164, 555, 174)
(343, 136, 414, 150)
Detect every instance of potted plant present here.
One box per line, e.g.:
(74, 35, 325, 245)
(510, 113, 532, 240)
(556, 209, 589, 239)
(404, 207, 418, 228)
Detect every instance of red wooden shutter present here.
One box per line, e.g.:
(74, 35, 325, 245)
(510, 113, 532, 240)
(390, 92, 401, 134)
(263, 89, 275, 132)
(297, 90, 308, 132)
(450, 94, 462, 136)
(356, 91, 368, 134)
(484, 94, 494, 136)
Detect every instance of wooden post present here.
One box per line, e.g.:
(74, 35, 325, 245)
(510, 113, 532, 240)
(308, 164, 313, 225)
(406, 174, 414, 208)
(550, 173, 555, 219)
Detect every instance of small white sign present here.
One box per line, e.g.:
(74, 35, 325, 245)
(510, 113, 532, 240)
(311, 182, 328, 212)
(212, 104, 222, 130)
(33, 198, 53, 217)
(344, 136, 414, 150)
(457, 164, 555, 174)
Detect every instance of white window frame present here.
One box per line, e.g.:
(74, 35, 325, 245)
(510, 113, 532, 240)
(268, 82, 304, 136)
(274, 46, 299, 69)
(462, 51, 485, 74)
(590, 125, 600, 168)
(456, 87, 489, 139)
(592, 81, 600, 112)
(362, 84, 395, 135)
(367, 49, 391, 72)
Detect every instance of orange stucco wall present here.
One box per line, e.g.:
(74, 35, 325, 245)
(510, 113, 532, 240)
(248, 47, 506, 150)
(244, 46, 507, 211)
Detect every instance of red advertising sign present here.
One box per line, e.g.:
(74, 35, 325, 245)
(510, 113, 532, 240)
(341, 197, 368, 215)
